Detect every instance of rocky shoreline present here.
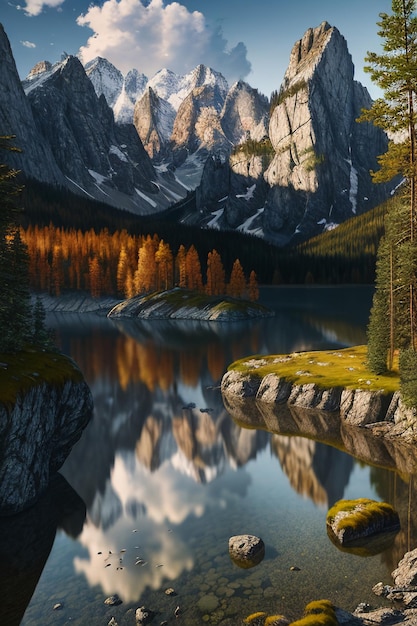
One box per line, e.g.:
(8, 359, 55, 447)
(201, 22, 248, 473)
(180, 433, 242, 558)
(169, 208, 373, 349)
(220, 367, 417, 625)
(221, 369, 417, 443)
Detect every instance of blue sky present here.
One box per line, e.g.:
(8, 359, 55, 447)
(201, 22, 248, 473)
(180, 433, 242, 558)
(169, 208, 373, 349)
(2, 0, 391, 98)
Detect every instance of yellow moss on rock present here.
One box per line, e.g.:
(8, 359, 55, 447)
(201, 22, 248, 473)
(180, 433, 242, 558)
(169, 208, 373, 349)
(265, 616, 290, 626)
(244, 612, 268, 624)
(290, 600, 337, 626)
(326, 498, 400, 545)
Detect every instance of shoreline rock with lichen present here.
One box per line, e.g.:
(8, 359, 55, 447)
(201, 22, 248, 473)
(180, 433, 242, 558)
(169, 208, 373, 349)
(221, 360, 417, 442)
(107, 287, 274, 322)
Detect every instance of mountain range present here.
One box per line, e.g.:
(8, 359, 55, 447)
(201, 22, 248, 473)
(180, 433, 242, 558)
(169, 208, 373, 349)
(0, 21, 397, 245)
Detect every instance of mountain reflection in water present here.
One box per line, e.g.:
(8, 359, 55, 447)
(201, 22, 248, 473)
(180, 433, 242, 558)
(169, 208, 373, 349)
(18, 287, 417, 625)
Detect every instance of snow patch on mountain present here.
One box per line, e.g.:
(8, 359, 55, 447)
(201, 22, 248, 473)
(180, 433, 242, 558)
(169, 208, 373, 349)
(84, 57, 124, 108)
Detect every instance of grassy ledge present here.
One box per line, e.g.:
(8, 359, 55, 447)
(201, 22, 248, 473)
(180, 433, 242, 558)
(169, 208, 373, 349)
(227, 345, 399, 394)
(0, 346, 83, 406)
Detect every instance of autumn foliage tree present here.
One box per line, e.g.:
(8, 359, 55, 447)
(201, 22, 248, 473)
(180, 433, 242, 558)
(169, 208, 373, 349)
(21, 224, 259, 302)
(206, 249, 225, 296)
(227, 259, 246, 298)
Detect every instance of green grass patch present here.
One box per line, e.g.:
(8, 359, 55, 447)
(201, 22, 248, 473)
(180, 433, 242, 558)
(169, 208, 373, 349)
(227, 345, 399, 393)
(0, 346, 83, 406)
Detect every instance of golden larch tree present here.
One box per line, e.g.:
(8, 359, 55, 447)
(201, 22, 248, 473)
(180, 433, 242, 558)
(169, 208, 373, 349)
(185, 245, 203, 291)
(205, 249, 226, 295)
(228, 259, 246, 298)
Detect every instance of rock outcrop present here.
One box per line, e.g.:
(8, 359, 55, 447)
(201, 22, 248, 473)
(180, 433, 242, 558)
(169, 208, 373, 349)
(195, 22, 396, 244)
(0, 356, 93, 515)
(221, 369, 417, 440)
(368, 548, 417, 619)
(263, 22, 391, 243)
(108, 288, 273, 322)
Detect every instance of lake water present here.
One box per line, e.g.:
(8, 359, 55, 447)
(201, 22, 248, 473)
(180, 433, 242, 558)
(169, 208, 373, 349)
(8, 287, 417, 625)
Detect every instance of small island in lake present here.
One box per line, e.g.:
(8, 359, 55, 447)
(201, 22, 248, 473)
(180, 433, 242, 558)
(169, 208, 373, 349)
(107, 287, 274, 321)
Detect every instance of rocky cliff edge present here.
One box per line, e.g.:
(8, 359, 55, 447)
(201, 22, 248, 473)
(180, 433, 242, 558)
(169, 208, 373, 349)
(0, 352, 93, 515)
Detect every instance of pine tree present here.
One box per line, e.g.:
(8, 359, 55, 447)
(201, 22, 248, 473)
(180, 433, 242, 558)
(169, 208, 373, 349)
(359, 1, 417, 368)
(0, 229, 32, 351)
(0, 137, 35, 352)
(367, 237, 391, 373)
(116, 246, 128, 296)
(32, 296, 53, 348)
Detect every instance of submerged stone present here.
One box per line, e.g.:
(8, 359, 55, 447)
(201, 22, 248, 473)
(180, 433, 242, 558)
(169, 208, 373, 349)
(228, 534, 265, 569)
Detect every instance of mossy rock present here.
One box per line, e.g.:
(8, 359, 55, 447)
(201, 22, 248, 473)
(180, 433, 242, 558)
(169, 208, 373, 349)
(290, 600, 337, 626)
(243, 612, 268, 625)
(326, 498, 400, 547)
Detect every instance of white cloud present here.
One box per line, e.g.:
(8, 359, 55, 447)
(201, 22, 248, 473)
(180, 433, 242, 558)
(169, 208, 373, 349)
(77, 0, 251, 84)
(21, 0, 65, 17)
(20, 40, 37, 48)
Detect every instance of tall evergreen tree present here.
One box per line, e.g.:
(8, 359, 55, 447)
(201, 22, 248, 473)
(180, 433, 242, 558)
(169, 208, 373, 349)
(359, 1, 417, 381)
(0, 137, 34, 352)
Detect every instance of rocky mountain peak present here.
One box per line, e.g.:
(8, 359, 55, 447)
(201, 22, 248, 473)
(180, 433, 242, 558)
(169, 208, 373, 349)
(84, 56, 124, 107)
(0, 24, 64, 184)
(124, 68, 148, 100)
(171, 84, 229, 162)
(25, 60, 52, 81)
(147, 68, 181, 103)
(285, 21, 333, 81)
(195, 22, 395, 245)
(220, 80, 269, 144)
(261, 22, 390, 243)
(133, 87, 176, 160)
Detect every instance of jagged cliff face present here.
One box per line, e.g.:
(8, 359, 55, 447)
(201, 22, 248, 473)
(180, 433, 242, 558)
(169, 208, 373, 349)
(220, 81, 269, 144)
(171, 84, 229, 164)
(195, 22, 394, 244)
(193, 82, 270, 229)
(85, 58, 148, 123)
(263, 22, 390, 242)
(0, 22, 187, 214)
(133, 65, 230, 162)
(133, 86, 176, 160)
(26, 55, 157, 200)
(0, 25, 64, 184)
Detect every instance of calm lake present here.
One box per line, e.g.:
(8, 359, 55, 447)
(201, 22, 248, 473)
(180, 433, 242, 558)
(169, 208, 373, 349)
(8, 286, 417, 625)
